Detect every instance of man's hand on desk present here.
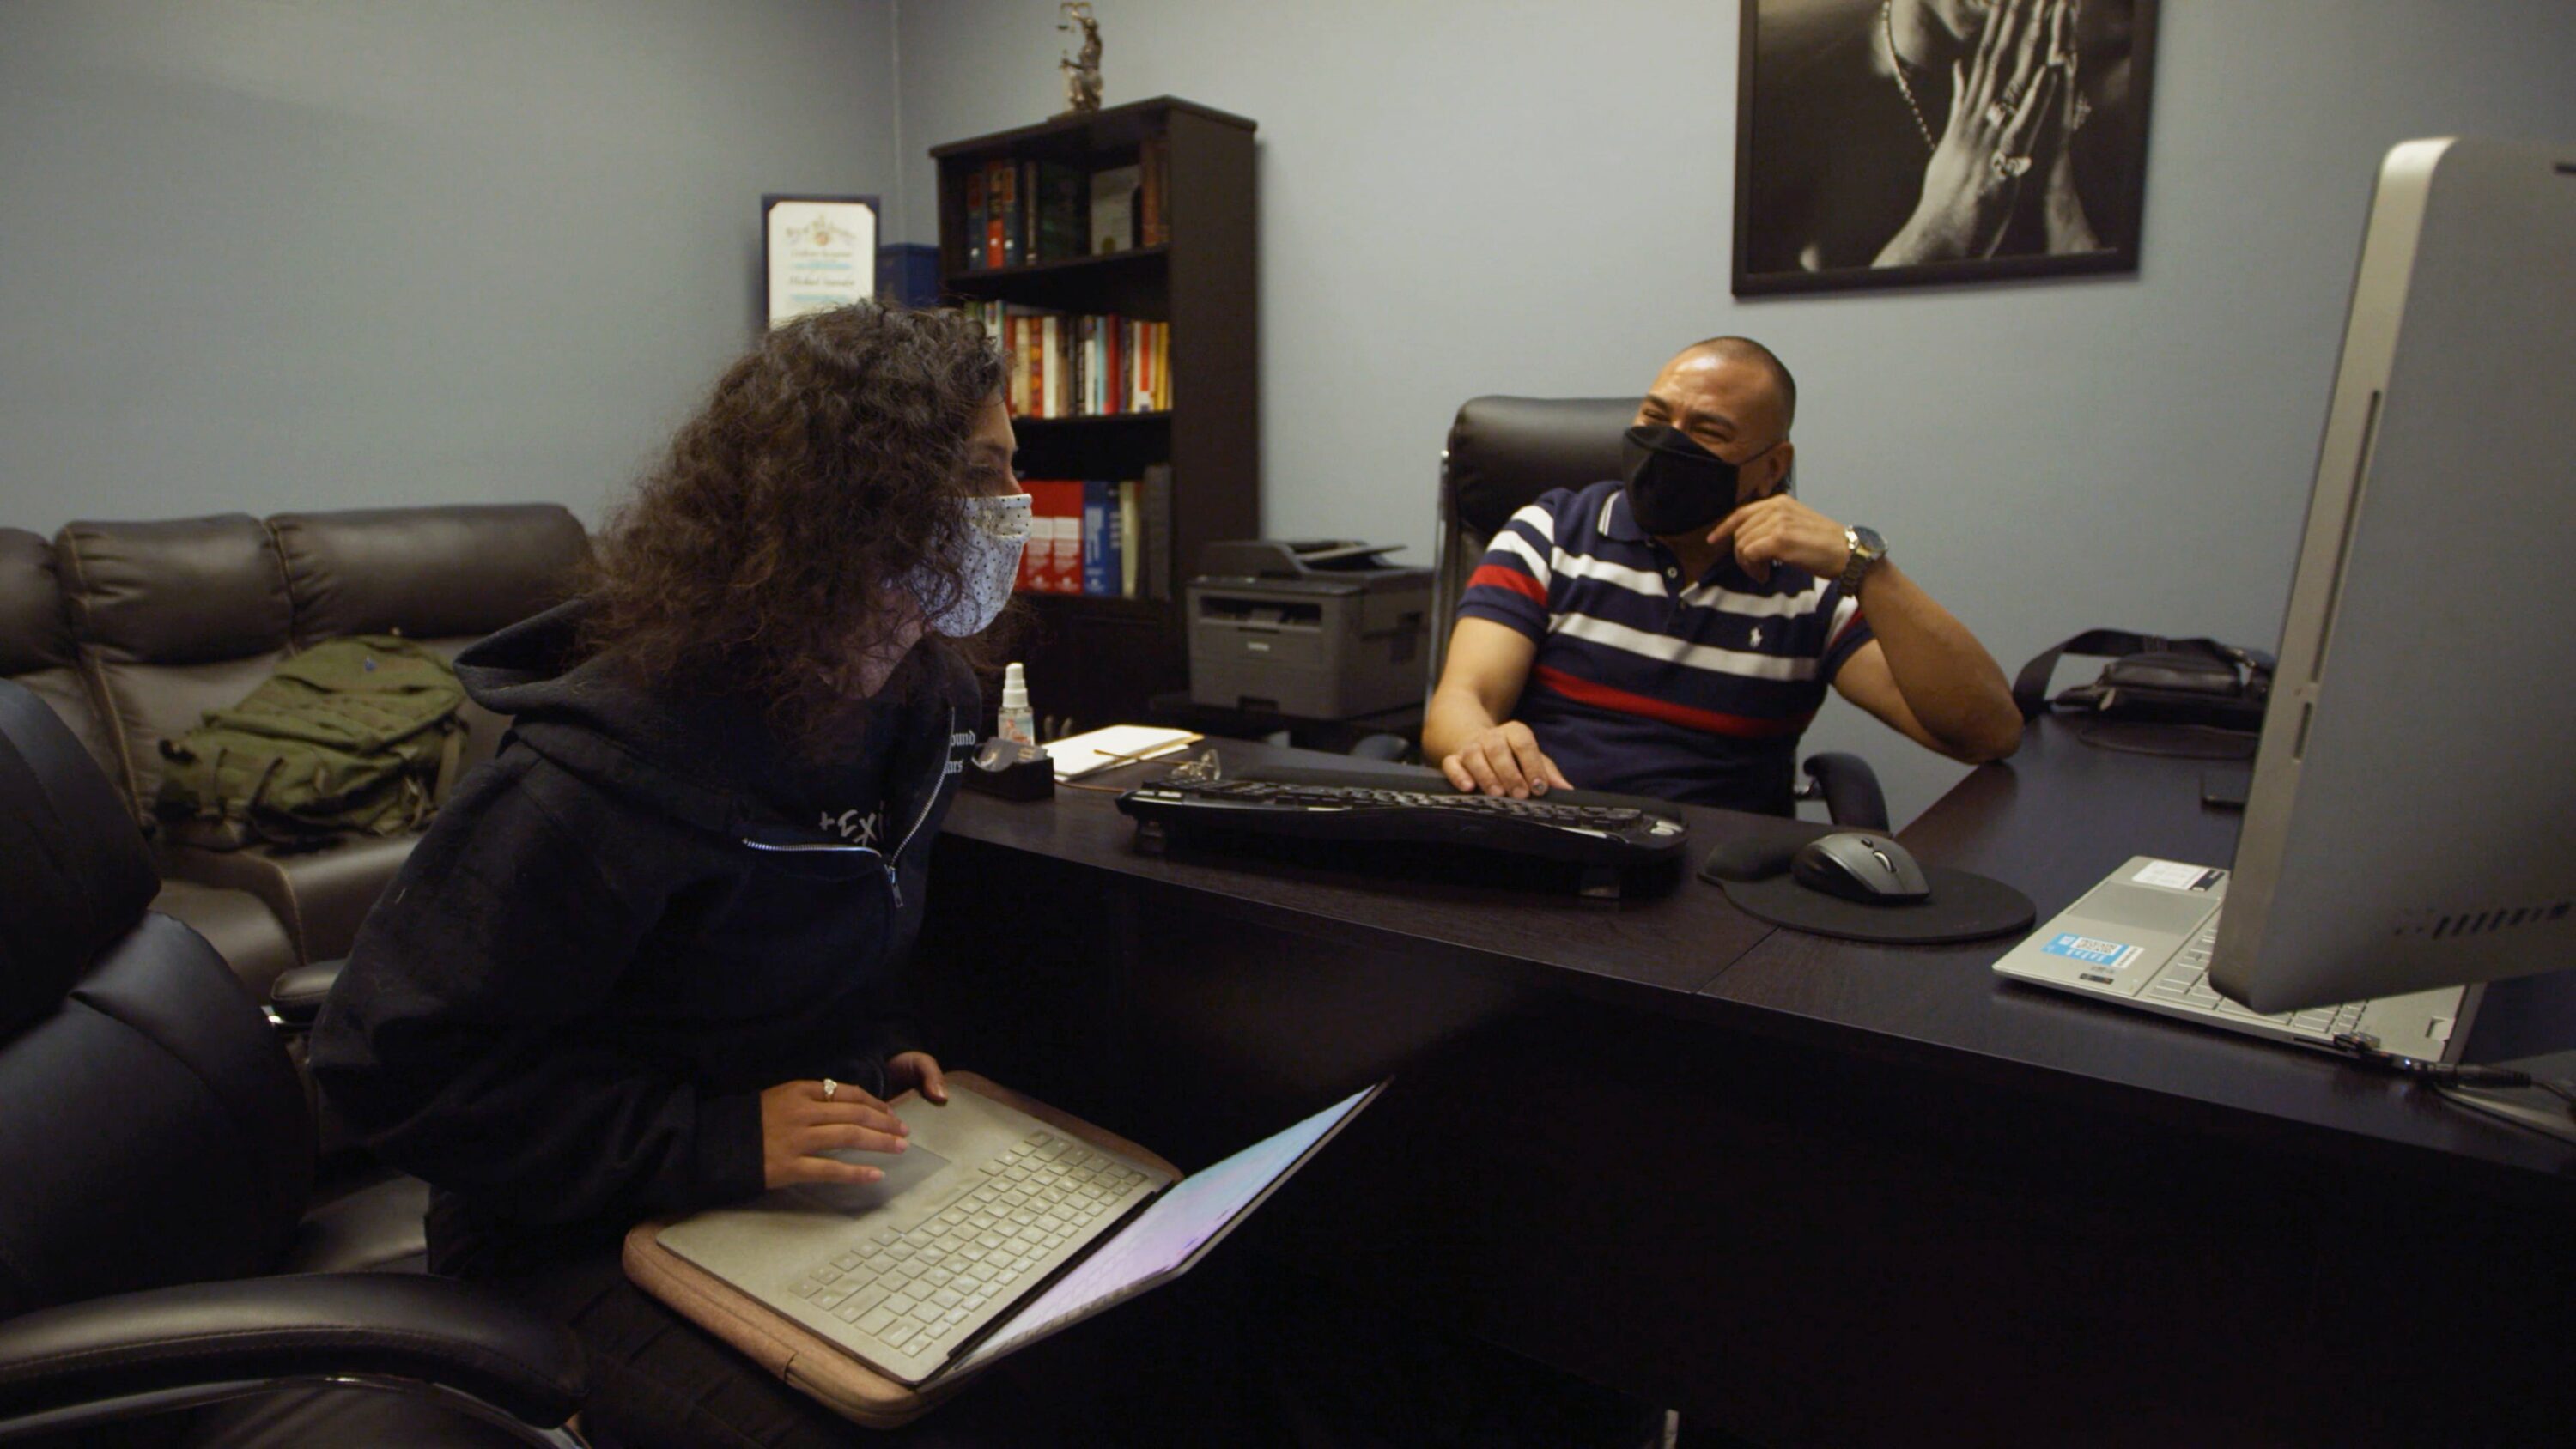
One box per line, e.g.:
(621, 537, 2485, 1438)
(1439, 721, 1575, 799)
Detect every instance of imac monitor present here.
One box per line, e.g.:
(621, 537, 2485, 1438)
(2210, 137, 2576, 1015)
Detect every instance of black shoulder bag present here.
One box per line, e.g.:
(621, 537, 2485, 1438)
(2013, 629, 2276, 734)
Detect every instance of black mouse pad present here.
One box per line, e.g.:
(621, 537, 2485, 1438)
(1713, 865, 2037, 944)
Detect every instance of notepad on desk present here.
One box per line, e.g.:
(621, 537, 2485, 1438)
(1042, 725, 1200, 779)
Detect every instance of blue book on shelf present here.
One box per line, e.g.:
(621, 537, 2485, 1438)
(1081, 481, 1119, 597)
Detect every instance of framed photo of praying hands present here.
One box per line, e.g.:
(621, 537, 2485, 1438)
(1732, 0, 2159, 296)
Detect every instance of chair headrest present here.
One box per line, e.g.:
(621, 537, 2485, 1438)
(269, 505, 592, 649)
(0, 680, 159, 1038)
(1443, 397, 1639, 539)
(0, 528, 74, 676)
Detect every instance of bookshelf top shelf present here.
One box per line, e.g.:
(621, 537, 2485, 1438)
(1010, 411, 1172, 428)
(943, 246, 1166, 291)
(929, 95, 1255, 164)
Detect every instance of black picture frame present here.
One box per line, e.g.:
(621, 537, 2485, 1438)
(1732, 0, 2159, 297)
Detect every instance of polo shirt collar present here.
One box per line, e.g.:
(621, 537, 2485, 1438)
(1600, 486, 1649, 543)
(1602, 485, 1789, 593)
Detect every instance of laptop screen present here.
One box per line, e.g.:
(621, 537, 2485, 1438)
(954, 1086, 1374, 1370)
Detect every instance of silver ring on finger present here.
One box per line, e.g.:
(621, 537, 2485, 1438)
(1990, 151, 2033, 182)
(822, 1077, 839, 1101)
(1984, 100, 2014, 129)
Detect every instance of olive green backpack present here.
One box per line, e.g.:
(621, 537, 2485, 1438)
(155, 634, 469, 850)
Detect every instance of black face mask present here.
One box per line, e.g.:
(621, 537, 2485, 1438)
(1619, 424, 1778, 537)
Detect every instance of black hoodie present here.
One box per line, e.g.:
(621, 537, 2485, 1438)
(308, 600, 981, 1277)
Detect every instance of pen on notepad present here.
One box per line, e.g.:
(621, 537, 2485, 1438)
(1083, 740, 1194, 771)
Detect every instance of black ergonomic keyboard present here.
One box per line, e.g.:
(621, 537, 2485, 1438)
(1115, 773, 1689, 871)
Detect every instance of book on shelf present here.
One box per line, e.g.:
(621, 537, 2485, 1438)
(1138, 136, 1170, 247)
(1081, 481, 1119, 597)
(983, 160, 1018, 269)
(1117, 480, 1142, 598)
(962, 167, 987, 272)
(1014, 476, 1168, 600)
(1031, 161, 1088, 264)
(1141, 465, 1173, 603)
(960, 300, 1169, 421)
(1090, 164, 1139, 254)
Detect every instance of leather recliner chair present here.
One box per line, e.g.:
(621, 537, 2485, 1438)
(0, 678, 587, 1447)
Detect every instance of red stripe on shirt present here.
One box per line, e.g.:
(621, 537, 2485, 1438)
(1468, 562, 1547, 605)
(1830, 608, 1867, 651)
(1533, 665, 1812, 738)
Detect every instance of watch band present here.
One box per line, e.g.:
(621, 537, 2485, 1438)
(1838, 524, 1885, 596)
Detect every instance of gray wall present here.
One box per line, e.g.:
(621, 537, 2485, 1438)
(0, 0, 902, 535)
(7, 2, 2571, 822)
(896, 0, 2576, 824)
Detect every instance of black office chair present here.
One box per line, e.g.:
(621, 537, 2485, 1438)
(1425, 396, 1889, 830)
(0, 679, 587, 1447)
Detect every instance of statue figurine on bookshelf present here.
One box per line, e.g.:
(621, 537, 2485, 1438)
(1057, 3, 1103, 116)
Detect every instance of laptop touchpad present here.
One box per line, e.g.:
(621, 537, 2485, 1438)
(788, 1143, 954, 1215)
(2072, 883, 2221, 936)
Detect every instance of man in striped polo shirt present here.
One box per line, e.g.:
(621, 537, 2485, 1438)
(1424, 336, 2022, 813)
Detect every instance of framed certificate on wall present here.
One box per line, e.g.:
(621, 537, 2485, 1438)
(762, 194, 880, 326)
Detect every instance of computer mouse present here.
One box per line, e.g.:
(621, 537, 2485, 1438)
(1790, 832, 1931, 903)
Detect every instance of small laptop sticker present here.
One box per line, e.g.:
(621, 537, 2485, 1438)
(2131, 860, 2225, 892)
(2041, 934, 2142, 969)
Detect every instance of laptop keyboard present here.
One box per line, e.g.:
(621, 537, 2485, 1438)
(2142, 918, 2367, 1040)
(787, 1129, 1149, 1359)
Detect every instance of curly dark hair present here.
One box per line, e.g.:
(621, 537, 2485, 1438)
(580, 303, 1011, 755)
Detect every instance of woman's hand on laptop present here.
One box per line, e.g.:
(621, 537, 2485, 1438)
(759, 1077, 912, 1189)
(886, 1050, 950, 1105)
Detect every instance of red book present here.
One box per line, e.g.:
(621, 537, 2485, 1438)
(1022, 480, 1086, 594)
(984, 161, 1014, 269)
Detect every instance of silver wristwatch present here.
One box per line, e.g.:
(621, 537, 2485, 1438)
(1837, 524, 1886, 596)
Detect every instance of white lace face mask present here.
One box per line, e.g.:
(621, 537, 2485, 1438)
(912, 493, 1030, 637)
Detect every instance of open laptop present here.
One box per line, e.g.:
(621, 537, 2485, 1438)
(655, 1081, 1377, 1388)
(1993, 857, 2475, 1058)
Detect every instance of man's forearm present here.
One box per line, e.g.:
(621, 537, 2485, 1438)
(1421, 685, 1503, 765)
(1856, 562, 2023, 761)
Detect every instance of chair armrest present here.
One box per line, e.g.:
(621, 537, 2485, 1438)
(1801, 752, 1891, 833)
(0, 1273, 583, 1431)
(268, 958, 345, 1029)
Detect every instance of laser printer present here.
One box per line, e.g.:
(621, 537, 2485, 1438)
(1186, 540, 1431, 718)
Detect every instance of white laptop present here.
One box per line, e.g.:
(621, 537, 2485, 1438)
(656, 1081, 1378, 1387)
(1993, 857, 2474, 1058)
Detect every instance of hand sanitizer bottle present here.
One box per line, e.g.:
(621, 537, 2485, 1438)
(996, 663, 1037, 746)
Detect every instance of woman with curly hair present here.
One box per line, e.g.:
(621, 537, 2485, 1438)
(308, 303, 1112, 1446)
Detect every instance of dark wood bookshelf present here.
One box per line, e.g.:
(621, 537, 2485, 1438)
(934, 97, 1258, 733)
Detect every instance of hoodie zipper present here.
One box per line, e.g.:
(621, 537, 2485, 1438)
(737, 704, 956, 912)
(875, 704, 957, 910)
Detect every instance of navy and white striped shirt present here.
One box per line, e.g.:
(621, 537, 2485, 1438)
(1458, 479, 1874, 812)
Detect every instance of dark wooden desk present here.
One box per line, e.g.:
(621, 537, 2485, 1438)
(918, 724, 2576, 1446)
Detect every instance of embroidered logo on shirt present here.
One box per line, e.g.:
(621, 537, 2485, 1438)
(1748, 625, 1765, 648)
